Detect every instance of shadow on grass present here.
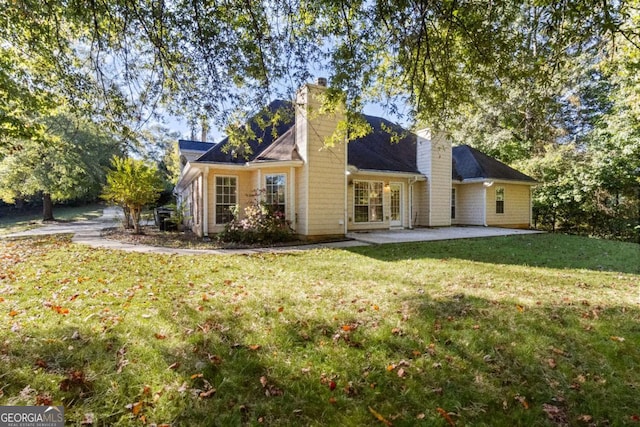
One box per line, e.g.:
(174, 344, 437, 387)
(347, 233, 640, 275)
(4, 291, 639, 426)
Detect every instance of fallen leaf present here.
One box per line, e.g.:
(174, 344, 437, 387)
(416, 413, 426, 419)
(69, 294, 79, 301)
(548, 358, 557, 368)
(0, 297, 4, 302)
(397, 368, 406, 378)
(168, 362, 180, 370)
(35, 393, 53, 406)
(154, 333, 167, 339)
(131, 401, 143, 416)
(260, 376, 268, 388)
(516, 304, 524, 312)
(9, 310, 19, 317)
(369, 406, 393, 426)
(80, 413, 94, 425)
(199, 388, 216, 398)
(51, 305, 69, 315)
(329, 380, 337, 391)
(342, 325, 352, 331)
(329, 396, 337, 404)
(248, 344, 262, 351)
(436, 407, 455, 426)
(515, 395, 529, 409)
(610, 336, 625, 342)
(543, 403, 568, 424)
(202, 293, 208, 301)
(278, 306, 284, 312)
(191, 373, 203, 379)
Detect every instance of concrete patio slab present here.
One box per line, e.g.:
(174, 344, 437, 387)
(347, 227, 543, 245)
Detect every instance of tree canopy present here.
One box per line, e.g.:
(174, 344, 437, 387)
(1, 0, 639, 239)
(2, 0, 637, 137)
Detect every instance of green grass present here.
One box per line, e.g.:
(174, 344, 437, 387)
(0, 203, 105, 235)
(0, 233, 638, 426)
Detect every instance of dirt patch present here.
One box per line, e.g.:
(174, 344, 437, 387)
(101, 226, 348, 250)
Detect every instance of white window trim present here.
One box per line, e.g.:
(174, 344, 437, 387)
(214, 175, 238, 225)
(496, 186, 505, 215)
(353, 180, 384, 223)
(264, 173, 287, 216)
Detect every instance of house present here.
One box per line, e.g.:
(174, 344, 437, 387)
(175, 80, 536, 238)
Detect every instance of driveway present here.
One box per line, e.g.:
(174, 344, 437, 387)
(3, 207, 543, 254)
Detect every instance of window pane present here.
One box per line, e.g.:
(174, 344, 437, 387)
(215, 176, 237, 223)
(265, 174, 286, 214)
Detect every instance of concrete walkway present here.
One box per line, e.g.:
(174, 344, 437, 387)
(3, 207, 542, 254)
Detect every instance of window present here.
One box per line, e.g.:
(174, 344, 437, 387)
(354, 181, 383, 223)
(215, 176, 237, 224)
(496, 187, 505, 214)
(265, 174, 286, 215)
(451, 188, 456, 219)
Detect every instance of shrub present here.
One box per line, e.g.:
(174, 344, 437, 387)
(218, 190, 294, 244)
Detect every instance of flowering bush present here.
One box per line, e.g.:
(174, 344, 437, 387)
(218, 190, 294, 244)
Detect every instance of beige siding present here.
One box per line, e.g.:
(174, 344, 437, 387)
(454, 183, 485, 226)
(413, 181, 429, 227)
(485, 183, 532, 228)
(296, 84, 346, 236)
(205, 170, 253, 235)
(416, 130, 452, 226)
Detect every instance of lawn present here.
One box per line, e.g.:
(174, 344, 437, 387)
(0, 203, 105, 235)
(0, 233, 638, 426)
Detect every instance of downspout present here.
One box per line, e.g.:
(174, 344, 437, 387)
(202, 167, 209, 237)
(290, 167, 296, 233)
(482, 185, 488, 227)
(408, 176, 419, 229)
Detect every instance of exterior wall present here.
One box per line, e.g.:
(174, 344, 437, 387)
(416, 130, 452, 226)
(346, 175, 415, 231)
(412, 180, 429, 227)
(205, 169, 254, 235)
(204, 167, 301, 235)
(485, 183, 532, 228)
(453, 183, 485, 226)
(296, 84, 347, 236)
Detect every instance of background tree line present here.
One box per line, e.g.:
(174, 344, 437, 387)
(1, 0, 638, 240)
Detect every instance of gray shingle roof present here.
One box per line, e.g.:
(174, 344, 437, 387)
(178, 140, 215, 151)
(181, 99, 534, 183)
(347, 115, 419, 173)
(195, 100, 294, 163)
(452, 145, 536, 182)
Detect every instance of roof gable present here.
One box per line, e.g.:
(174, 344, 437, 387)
(452, 145, 536, 182)
(347, 116, 419, 173)
(196, 100, 294, 163)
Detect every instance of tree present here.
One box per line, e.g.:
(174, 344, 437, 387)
(101, 157, 164, 234)
(2, 1, 633, 143)
(0, 113, 123, 220)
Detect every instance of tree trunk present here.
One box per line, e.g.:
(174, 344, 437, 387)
(42, 193, 54, 221)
